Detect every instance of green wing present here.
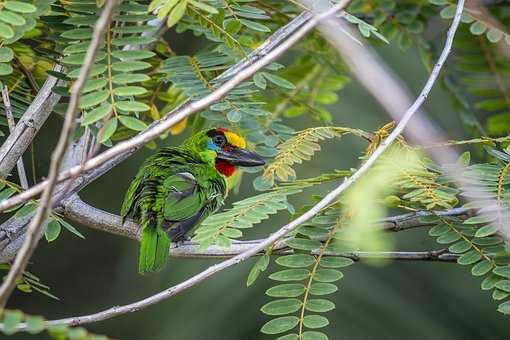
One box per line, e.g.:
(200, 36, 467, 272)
(160, 171, 225, 240)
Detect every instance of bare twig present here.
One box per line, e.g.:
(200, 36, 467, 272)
(9, 0, 464, 325)
(6, 248, 456, 331)
(0, 64, 64, 177)
(0, 3, 348, 213)
(0, 0, 121, 307)
(1, 86, 29, 189)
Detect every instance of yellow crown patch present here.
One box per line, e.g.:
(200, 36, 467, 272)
(224, 131, 246, 148)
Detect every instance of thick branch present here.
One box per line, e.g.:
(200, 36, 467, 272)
(0, 0, 120, 307)
(1, 86, 28, 189)
(0, 64, 64, 177)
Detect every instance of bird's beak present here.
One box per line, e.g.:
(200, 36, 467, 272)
(217, 148, 265, 167)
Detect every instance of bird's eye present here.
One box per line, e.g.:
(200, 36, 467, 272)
(213, 134, 227, 147)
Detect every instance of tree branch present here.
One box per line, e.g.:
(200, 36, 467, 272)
(0, 0, 120, 307)
(7, 0, 464, 326)
(1, 85, 29, 189)
(0, 64, 64, 178)
(60, 195, 471, 248)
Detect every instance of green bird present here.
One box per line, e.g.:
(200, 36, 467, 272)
(121, 127, 265, 273)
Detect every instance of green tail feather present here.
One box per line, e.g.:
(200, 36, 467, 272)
(139, 220, 170, 274)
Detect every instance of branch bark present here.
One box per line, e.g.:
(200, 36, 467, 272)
(0, 0, 121, 307)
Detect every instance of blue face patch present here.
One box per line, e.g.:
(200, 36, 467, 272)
(207, 139, 221, 152)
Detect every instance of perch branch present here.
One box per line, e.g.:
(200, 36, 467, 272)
(0, 3, 348, 213)
(12, 0, 464, 326)
(0, 0, 120, 308)
(1, 86, 29, 189)
(60, 195, 471, 246)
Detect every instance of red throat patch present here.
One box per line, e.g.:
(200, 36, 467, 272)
(216, 160, 236, 177)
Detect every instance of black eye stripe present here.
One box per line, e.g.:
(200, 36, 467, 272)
(213, 135, 227, 146)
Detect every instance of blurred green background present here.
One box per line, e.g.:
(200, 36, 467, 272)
(9, 34, 510, 340)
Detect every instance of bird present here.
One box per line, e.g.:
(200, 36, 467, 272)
(120, 127, 265, 273)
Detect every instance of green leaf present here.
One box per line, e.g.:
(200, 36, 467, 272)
(436, 230, 461, 244)
(0, 10, 26, 26)
(309, 283, 338, 296)
(112, 61, 152, 72)
(276, 335, 298, 340)
(313, 269, 343, 283)
(58, 219, 85, 239)
(495, 280, 510, 292)
(189, 0, 218, 14)
(448, 240, 472, 253)
(4, 1, 37, 13)
(0, 62, 13, 76)
(0, 22, 14, 39)
(25, 315, 45, 334)
(79, 90, 109, 109)
(475, 224, 498, 237)
(302, 331, 328, 340)
(262, 72, 295, 89)
(303, 315, 329, 329)
(266, 284, 305, 298)
(240, 18, 270, 32)
(261, 316, 299, 335)
(45, 219, 61, 242)
(100, 118, 118, 143)
(305, 299, 335, 313)
(0, 47, 14, 63)
(261, 299, 302, 316)
(481, 274, 500, 290)
(471, 260, 493, 276)
(492, 289, 509, 301)
(276, 254, 316, 268)
(285, 238, 321, 251)
(253, 73, 266, 89)
(118, 115, 148, 131)
(116, 101, 150, 112)
(113, 86, 147, 96)
(221, 228, 242, 238)
(112, 73, 150, 84)
(493, 266, 510, 279)
(81, 105, 112, 126)
(269, 269, 310, 282)
(498, 301, 510, 314)
(464, 215, 495, 224)
(167, 0, 188, 28)
(428, 224, 449, 236)
(319, 257, 353, 268)
(3, 310, 23, 335)
(14, 202, 37, 218)
(112, 50, 155, 60)
(457, 250, 482, 265)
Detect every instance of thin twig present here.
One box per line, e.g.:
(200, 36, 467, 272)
(13, 55, 40, 94)
(10, 0, 463, 326)
(0, 0, 121, 308)
(1, 86, 29, 189)
(0, 64, 64, 178)
(6, 248, 456, 330)
(0, 4, 345, 213)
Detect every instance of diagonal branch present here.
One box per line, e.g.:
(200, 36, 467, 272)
(0, 64, 64, 178)
(8, 0, 465, 327)
(0, 0, 121, 308)
(1, 85, 29, 189)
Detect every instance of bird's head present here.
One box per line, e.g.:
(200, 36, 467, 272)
(190, 127, 265, 177)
